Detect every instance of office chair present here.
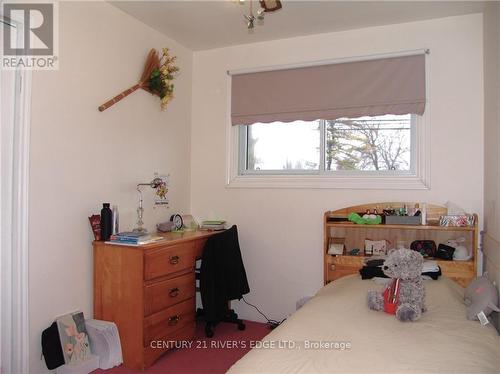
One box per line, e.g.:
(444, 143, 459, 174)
(196, 225, 249, 338)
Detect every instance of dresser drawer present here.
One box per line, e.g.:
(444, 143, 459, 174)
(143, 324, 195, 369)
(144, 243, 196, 280)
(144, 272, 195, 316)
(143, 297, 195, 348)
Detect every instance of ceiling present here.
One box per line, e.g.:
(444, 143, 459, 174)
(110, 1, 487, 51)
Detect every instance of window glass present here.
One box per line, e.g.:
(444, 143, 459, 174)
(244, 120, 320, 171)
(325, 114, 412, 171)
(240, 114, 414, 175)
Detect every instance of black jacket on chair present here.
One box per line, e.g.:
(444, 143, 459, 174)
(200, 225, 250, 323)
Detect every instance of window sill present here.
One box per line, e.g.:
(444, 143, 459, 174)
(226, 174, 430, 190)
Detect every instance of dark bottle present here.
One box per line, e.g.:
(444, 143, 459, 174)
(100, 203, 113, 241)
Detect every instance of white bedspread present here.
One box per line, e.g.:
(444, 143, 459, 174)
(228, 276, 500, 374)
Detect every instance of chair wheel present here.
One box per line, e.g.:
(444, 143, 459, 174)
(237, 322, 246, 331)
(205, 325, 214, 338)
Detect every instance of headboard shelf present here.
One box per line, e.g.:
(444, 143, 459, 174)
(323, 202, 478, 288)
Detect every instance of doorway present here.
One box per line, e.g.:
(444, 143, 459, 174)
(1, 17, 32, 373)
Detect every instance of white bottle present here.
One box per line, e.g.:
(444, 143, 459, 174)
(112, 205, 119, 235)
(421, 203, 427, 225)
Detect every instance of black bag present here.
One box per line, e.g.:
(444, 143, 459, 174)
(410, 240, 436, 258)
(41, 322, 64, 370)
(435, 244, 455, 260)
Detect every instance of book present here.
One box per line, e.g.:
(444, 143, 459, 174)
(201, 220, 226, 225)
(114, 231, 145, 237)
(109, 233, 151, 243)
(137, 236, 164, 245)
(105, 236, 165, 247)
(200, 224, 226, 231)
(56, 311, 91, 365)
(109, 236, 150, 243)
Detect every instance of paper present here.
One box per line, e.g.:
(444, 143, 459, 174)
(477, 311, 490, 326)
(85, 319, 123, 370)
(154, 174, 169, 206)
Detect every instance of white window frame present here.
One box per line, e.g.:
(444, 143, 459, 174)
(225, 53, 431, 190)
(227, 113, 429, 189)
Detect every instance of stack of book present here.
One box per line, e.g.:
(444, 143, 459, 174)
(106, 232, 164, 246)
(200, 220, 226, 231)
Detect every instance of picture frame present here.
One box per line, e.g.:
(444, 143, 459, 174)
(365, 239, 388, 256)
(328, 237, 346, 255)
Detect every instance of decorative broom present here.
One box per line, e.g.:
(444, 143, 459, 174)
(98, 48, 179, 112)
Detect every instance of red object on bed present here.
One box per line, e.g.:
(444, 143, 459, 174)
(383, 279, 401, 315)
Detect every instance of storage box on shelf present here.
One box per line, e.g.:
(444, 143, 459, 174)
(324, 203, 478, 288)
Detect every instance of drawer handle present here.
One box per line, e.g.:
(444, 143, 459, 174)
(168, 315, 180, 326)
(169, 255, 180, 265)
(169, 287, 179, 298)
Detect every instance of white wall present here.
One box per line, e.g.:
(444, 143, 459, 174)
(191, 14, 484, 322)
(28, 2, 192, 372)
(483, 3, 500, 289)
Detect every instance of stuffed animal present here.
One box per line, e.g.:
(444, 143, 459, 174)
(348, 212, 382, 225)
(464, 274, 500, 321)
(446, 237, 472, 261)
(367, 248, 426, 322)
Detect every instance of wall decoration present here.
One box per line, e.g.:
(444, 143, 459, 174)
(98, 48, 179, 112)
(154, 174, 169, 206)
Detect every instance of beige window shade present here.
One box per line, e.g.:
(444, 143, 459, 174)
(231, 54, 426, 125)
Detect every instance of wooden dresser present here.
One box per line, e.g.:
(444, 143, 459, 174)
(93, 230, 217, 370)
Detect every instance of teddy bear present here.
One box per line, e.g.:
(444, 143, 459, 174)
(367, 248, 426, 322)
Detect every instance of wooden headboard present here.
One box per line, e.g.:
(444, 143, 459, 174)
(324, 202, 478, 287)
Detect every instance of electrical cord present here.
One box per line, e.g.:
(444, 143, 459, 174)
(241, 296, 286, 329)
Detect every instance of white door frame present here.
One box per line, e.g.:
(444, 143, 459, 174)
(1, 16, 32, 374)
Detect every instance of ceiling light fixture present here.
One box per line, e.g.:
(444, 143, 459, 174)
(240, 0, 282, 30)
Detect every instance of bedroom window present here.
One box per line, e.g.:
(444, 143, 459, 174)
(228, 51, 429, 189)
(240, 114, 415, 174)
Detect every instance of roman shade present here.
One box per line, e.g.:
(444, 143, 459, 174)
(231, 54, 426, 125)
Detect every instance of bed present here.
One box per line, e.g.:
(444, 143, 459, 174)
(228, 275, 500, 373)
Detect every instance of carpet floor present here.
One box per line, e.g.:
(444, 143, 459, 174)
(93, 320, 269, 374)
